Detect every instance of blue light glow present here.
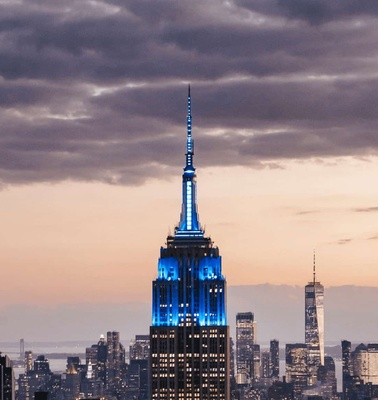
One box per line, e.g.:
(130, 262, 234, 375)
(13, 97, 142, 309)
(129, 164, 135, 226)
(152, 255, 227, 327)
(152, 87, 227, 328)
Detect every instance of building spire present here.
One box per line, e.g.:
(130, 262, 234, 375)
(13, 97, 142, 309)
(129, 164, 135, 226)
(313, 249, 316, 284)
(175, 85, 203, 237)
(186, 84, 193, 170)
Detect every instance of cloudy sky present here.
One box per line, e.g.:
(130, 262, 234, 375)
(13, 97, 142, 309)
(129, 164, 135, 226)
(1, 0, 378, 312)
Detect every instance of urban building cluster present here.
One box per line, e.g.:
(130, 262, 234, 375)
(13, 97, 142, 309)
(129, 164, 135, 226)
(0, 333, 149, 400)
(1, 89, 377, 400)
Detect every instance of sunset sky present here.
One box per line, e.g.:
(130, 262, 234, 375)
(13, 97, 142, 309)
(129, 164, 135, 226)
(1, 0, 378, 310)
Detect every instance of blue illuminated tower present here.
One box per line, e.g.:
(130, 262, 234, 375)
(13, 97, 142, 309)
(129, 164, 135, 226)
(150, 86, 229, 400)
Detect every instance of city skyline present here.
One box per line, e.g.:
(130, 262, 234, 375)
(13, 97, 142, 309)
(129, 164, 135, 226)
(1, 1, 378, 313)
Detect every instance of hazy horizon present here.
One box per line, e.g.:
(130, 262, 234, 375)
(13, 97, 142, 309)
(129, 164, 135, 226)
(1, 284, 377, 344)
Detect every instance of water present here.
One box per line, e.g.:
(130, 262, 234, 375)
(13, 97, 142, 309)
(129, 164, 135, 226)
(0, 341, 89, 379)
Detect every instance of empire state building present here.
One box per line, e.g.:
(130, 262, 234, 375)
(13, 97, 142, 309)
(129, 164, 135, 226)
(150, 87, 230, 400)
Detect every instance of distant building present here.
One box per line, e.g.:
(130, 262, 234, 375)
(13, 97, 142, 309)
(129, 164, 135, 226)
(270, 340, 279, 379)
(20, 339, 25, 361)
(261, 351, 271, 379)
(236, 312, 255, 385)
(317, 356, 337, 397)
(34, 356, 51, 375)
(268, 377, 294, 400)
(305, 253, 324, 386)
(351, 343, 378, 385)
(80, 362, 104, 399)
(253, 344, 261, 383)
(129, 335, 149, 361)
(342, 340, 353, 399)
(18, 356, 52, 400)
(286, 344, 308, 400)
(63, 364, 80, 400)
(127, 335, 149, 400)
(97, 335, 107, 385)
(0, 354, 15, 400)
(25, 351, 33, 373)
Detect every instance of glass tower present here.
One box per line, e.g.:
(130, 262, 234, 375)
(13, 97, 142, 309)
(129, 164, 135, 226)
(305, 253, 324, 386)
(235, 312, 255, 385)
(150, 87, 229, 400)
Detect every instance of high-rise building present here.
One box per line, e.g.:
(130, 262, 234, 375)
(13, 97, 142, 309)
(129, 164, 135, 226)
(342, 340, 353, 399)
(25, 351, 33, 373)
(97, 334, 107, 385)
(285, 343, 308, 400)
(236, 312, 254, 385)
(270, 340, 279, 379)
(252, 344, 261, 383)
(18, 356, 52, 400)
(20, 339, 25, 361)
(351, 343, 378, 385)
(261, 351, 271, 379)
(150, 87, 229, 400)
(0, 354, 15, 400)
(106, 331, 126, 397)
(317, 356, 337, 397)
(128, 335, 150, 400)
(305, 252, 324, 386)
(130, 335, 150, 361)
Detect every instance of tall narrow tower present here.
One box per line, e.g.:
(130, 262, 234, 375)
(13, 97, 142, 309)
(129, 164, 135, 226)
(305, 251, 324, 386)
(235, 312, 255, 385)
(150, 87, 229, 400)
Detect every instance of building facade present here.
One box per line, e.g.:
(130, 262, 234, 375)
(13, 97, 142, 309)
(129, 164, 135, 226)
(352, 343, 378, 385)
(270, 339, 279, 379)
(285, 344, 308, 400)
(305, 255, 324, 386)
(150, 87, 229, 400)
(0, 354, 15, 400)
(236, 312, 255, 385)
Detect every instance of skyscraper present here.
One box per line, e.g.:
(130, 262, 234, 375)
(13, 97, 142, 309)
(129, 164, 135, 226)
(285, 344, 308, 400)
(270, 339, 279, 379)
(236, 312, 255, 385)
(0, 354, 15, 400)
(342, 340, 353, 399)
(351, 343, 378, 385)
(305, 252, 324, 386)
(150, 87, 229, 400)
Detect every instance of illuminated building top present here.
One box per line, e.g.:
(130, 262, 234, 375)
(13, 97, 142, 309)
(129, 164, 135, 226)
(305, 251, 325, 385)
(175, 85, 203, 239)
(151, 86, 227, 327)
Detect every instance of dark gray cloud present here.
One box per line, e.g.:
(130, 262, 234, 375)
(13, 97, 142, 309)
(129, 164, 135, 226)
(1, 0, 378, 186)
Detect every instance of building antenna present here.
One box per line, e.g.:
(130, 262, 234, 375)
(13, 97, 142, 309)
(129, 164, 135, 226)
(313, 249, 316, 284)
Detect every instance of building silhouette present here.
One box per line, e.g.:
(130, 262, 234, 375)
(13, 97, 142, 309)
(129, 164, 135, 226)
(150, 86, 229, 400)
(261, 351, 271, 379)
(236, 312, 255, 385)
(127, 335, 150, 400)
(25, 351, 33, 373)
(342, 340, 353, 399)
(317, 356, 337, 398)
(270, 340, 279, 379)
(0, 354, 15, 400)
(351, 343, 378, 385)
(252, 344, 261, 384)
(285, 344, 308, 400)
(305, 252, 324, 386)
